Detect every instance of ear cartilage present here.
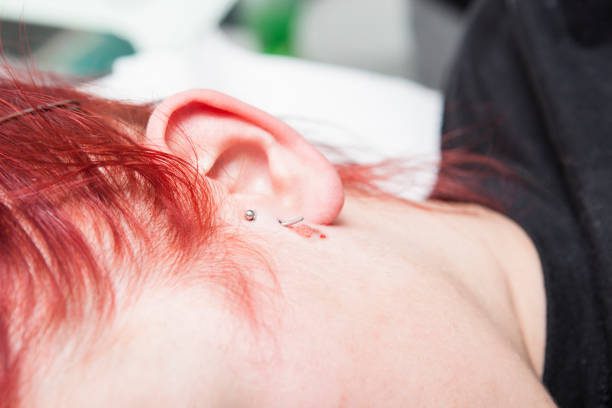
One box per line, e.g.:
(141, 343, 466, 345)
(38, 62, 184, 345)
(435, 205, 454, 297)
(278, 216, 305, 227)
(244, 209, 257, 222)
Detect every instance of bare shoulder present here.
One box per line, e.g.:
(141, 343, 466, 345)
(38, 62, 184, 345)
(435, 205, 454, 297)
(425, 200, 547, 379)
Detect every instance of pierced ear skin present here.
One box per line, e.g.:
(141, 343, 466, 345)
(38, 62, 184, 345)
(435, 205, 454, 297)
(145, 89, 344, 225)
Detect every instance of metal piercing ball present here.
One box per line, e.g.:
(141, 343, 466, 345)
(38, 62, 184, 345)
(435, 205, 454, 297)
(244, 209, 257, 222)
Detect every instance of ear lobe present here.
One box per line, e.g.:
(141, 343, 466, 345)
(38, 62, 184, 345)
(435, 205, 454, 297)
(145, 89, 344, 225)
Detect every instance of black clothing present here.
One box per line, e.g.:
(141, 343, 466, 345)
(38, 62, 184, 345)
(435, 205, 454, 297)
(435, 0, 473, 11)
(437, 0, 612, 406)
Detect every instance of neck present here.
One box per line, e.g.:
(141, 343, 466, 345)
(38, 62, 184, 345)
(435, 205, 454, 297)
(369, 198, 547, 376)
(287, 196, 546, 376)
(253, 195, 550, 404)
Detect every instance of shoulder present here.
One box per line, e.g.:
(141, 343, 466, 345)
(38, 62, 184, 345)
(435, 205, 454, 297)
(436, 202, 547, 378)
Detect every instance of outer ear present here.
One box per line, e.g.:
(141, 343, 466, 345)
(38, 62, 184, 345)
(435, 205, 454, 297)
(145, 89, 344, 225)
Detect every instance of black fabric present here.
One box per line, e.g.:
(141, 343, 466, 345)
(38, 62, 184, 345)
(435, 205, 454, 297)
(433, 0, 473, 11)
(559, 0, 612, 46)
(437, 0, 612, 406)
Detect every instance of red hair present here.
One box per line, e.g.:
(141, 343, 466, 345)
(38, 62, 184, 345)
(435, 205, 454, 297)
(0, 66, 511, 406)
(0, 68, 226, 406)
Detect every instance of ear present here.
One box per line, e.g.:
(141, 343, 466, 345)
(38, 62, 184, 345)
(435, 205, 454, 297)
(145, 89, 344, 225)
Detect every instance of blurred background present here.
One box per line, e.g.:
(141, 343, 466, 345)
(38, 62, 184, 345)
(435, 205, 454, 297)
(0, 0, 472, 89)
(0, 0, 470, 200)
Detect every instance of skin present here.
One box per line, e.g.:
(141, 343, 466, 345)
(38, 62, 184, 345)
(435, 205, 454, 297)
(24, 91, 554, 407)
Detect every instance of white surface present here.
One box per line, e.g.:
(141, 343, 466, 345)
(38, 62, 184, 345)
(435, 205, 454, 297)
(91, 31, 442, 200)
(0, 0, 237, 50)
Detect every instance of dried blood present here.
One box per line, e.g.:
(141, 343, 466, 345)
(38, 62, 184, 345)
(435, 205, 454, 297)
(289, 224, 327, 239)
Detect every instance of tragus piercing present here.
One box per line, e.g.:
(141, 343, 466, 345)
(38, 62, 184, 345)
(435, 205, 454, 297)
(244, 209, 257, 222)
(278, 216, 304, 227)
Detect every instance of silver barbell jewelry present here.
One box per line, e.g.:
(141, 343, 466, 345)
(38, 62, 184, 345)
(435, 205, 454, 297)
(278, 216, 305, 227)
(244, 210, 304, 227)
